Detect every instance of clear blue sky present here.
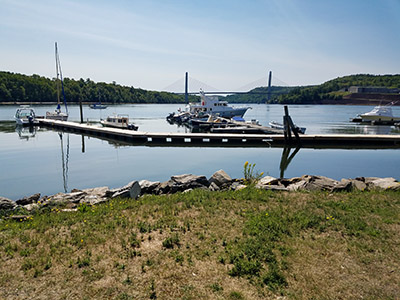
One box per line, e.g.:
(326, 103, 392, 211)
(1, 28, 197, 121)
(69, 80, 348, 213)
(1, 0, 399, 92)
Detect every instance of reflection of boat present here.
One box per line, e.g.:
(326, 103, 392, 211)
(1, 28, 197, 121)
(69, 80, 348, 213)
(15, 106, 39, 126)
(16, 125, 37, 140)
(100, 114, 138, 130)
(90, 102, 108, 109)
(269, 120, 306, 134)
(359, 103, 400, 124)
(187, 89, 250, 118)
(46, 42, 68, 121)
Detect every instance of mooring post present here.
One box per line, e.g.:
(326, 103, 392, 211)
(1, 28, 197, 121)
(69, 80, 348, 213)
(79, 96, 84, 124)
(283, 105, 301, 145)
(283, 105, 291, 143)
(185, 72, 188, 104)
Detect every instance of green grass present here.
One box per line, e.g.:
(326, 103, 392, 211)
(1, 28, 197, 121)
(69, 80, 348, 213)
(0, 188, 399, 299)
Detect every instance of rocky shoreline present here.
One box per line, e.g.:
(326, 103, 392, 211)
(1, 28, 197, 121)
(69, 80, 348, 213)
(1, 170, 399, 212)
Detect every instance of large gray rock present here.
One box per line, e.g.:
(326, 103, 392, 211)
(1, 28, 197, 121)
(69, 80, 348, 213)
(209, 170, 232, 188)
(139, 180, 160, 194)
(171, 174, 209, 187)
(366, 177, 400, 190)
(16, 193, 41, 206)
(0, 197, 17, 210)
(108, 181, 141, 199)
(255, 176, 280, 187)
(208, 182, 220, 191)
(286, 175, 350, 192)
(343, 178, 367, 191)
(154, 174, 209, 195)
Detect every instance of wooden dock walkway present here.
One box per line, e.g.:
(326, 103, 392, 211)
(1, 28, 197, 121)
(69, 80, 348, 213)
(39, 119, 400, 149)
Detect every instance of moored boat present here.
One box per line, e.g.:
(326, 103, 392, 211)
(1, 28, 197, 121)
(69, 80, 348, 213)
(187, 89, 250, 118)
(359, 103, 400, 124)
(46, 42, 68, 121)
(15, 106, 39, 126)
(100, 114, 138, 130)
(90, 102, 108, 109)
(269, 120, 306, 134)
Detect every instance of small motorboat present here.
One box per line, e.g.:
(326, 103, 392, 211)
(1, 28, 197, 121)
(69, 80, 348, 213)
(100, 114, 138, 130)
(90, 102, 108, 109)
(15, 106, 39, 126)
(269, 120, 306, 134)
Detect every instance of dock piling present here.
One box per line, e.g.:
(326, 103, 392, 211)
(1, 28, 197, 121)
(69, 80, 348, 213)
(283, 105, 301, 145)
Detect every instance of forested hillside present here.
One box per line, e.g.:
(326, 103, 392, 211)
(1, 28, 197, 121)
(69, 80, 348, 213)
(274, 74, 400, 104)
(226, 74, 400, 104)
(224, 86, 296, 103)
(0, 71, 196, 104)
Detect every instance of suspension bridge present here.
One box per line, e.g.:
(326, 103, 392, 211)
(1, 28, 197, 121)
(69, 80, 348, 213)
(162, 71, 290, 96)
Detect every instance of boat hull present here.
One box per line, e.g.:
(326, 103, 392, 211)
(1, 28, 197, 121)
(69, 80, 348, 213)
(46, 111, 68, 121)
(100, 121, 138, 131)
(360, 115, 400, 122)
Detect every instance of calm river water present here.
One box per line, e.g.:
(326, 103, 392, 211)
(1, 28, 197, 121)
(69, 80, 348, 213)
(1, 103, 399, 200)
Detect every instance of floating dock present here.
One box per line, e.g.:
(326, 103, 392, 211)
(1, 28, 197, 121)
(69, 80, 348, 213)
(39, 119, 400, 149)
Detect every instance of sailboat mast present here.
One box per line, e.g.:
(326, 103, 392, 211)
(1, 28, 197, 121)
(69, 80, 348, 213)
(55, 42, 68, 114)
(55, 42, 61, 109)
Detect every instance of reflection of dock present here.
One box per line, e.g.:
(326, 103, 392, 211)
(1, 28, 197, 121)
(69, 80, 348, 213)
(39, 119, 400, 149)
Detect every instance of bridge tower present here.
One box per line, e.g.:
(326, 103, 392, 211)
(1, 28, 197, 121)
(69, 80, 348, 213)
(185, 72, 188, 104)
(267, 71, 272, 102)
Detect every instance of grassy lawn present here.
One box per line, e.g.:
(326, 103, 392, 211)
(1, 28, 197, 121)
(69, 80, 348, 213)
(1, 188, 399, 299)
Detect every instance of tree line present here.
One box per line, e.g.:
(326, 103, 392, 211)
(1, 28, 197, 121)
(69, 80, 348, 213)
(2, 71, 399, 105)
(0, 71, 198, 104)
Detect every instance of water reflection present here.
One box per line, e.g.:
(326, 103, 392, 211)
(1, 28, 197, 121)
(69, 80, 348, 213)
(58, 132, 70, 193)
(326, 124, 394, 135)
(279, 146, 301, 178)
(16, 125, 37, 140)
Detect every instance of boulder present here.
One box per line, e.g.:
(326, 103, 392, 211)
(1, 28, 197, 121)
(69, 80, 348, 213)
(0, 197, 16, 210)
(286, 175, 348, 192)
(23, 203, 40, 211)
(366, 177, 400, 190)
(255, 176, 285, 189)
(155, 174, 209, 194)
(208, 182, 220, 191)
(209, 170, 232, 187)
(259, 185, 288, 191)
(16, 193, 41, 206)
(108, 181, 141, 199)
(171, 174, 209, 188)
(80, 195, 109, 206)
(83, 186, 109, 197)
(346, 179, 367, 191)
(139, 180, 160, 194)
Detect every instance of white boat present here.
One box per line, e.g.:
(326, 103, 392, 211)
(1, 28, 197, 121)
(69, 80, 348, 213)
(15, 106, 39, 126)
(46, 42, 68, 121)
(186, 89, 250, 118)
(90, 102, 108, 109)
(360, 103, 400, 123)
(269, 120, 306, 134)
(100, 114, 138, 130)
